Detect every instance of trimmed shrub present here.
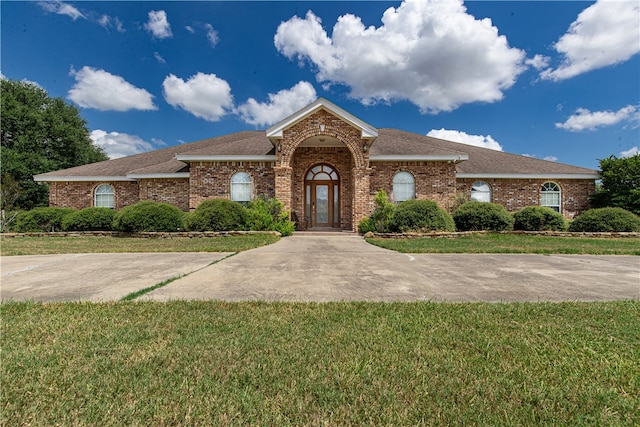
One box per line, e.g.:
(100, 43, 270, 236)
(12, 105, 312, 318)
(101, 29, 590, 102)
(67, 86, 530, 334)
(186, 199, 248, 232)
(113, 201, 185, 232)
(358, 216, 375, 234)
(13, 207, 76, 232)
(392, 199, 455, 232)
(368, 190, 395, 233)
(453, 201, 514, 231)
(513, 206, 567, 231)
(568, 207, 640, 232)
(246, 196, 295, 236)
(62, 207, 116, 231)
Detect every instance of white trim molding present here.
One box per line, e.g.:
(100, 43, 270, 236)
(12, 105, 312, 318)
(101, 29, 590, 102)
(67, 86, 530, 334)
(456, 173, 599, 179)
(33, 175, 135, 182)
(370, 154, 469, 162)
(176, 155, 276, 162)
(126, 173, 190, 179)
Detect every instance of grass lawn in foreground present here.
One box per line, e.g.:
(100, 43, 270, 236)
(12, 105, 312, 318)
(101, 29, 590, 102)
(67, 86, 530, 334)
(0, 234, 280, 256)
(367, 233, 640, 255)
(1, 301, 638, 426)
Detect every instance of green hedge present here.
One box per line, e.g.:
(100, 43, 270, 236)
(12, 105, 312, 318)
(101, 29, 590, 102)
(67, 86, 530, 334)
(393, 199, 455, 232)
(62, 207, 116, 231)
(513, 206, 567, 231)
(453, 201, 514, 231)
(12, 207, 76, 232)
(113, 201, 185, 232)
(246, 196, 295, 236)
(186, 199, 248, 232)
(569, 208, 640, 232)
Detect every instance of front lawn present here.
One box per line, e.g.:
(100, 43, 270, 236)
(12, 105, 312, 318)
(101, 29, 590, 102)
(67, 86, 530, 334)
(0, 234, 280, 256)
(1, 301, 638, 426)
(367, 233, 640, 255)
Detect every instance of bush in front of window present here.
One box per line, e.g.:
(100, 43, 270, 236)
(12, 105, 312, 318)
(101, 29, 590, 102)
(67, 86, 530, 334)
(513, 206, 567, 231)
(62, 207, 116, 231)
(186, 199, 248, 232)
(368, 190, 396, 233)
(392, 199, 455, 233)
(453, 201, 514, 232)
(358, 216, 375, 234)
(113, 201, 185, 232)
(568, 207, 640, 232)
(246, 196, 295, 236)
(12, 207, 76, 232)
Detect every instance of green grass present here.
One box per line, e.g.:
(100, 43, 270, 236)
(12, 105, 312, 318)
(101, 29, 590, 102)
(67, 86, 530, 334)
(367, 233, 640, 255)
(1, 301, 638, 426)
(0, 234, 280, 256)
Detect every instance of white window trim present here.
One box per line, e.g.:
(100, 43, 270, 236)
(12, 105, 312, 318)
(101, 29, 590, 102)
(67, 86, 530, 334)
(230, 172, 253, 202)
(541, 182, 561, 212)
(94, 184, 115, 208)
(471, 181, 492, 203)
(392, 171, 416, 203)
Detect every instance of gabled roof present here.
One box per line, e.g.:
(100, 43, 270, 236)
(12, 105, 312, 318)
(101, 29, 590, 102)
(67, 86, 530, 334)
(266, 98, 378, 140)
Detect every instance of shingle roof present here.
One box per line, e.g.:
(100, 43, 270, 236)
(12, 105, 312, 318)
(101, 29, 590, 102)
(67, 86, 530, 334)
(34, 128, 597, 180)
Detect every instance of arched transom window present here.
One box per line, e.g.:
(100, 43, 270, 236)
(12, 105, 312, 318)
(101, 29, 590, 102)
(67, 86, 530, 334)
(306, 164, 339, 181)
(94, 184, 114, 208)
(393, 171, 415, 202)
(541, 182, 561, 212)
(471, 181, 492, 202)
(230, 172, 252, 202)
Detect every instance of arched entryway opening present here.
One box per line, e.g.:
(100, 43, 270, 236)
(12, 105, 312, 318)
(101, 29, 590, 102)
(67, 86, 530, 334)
(304, 164, 340, 228)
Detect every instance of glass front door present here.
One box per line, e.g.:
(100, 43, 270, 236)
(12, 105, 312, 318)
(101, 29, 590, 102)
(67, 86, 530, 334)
(314, 184, 330, 226)
(304, 164, 340, 228)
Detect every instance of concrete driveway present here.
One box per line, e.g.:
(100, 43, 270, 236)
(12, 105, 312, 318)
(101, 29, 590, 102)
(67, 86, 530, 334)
(2, 235, 638, 303)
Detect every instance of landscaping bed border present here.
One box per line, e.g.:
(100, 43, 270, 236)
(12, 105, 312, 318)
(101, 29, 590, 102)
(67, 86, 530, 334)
(0, 230, 281, 239)
(364, 230, 640, 239)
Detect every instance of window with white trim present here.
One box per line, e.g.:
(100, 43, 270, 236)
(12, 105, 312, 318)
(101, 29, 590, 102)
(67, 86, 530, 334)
(230, 172, 252, 202)
(94, 184, 115, 208)
(393, 171, 415, 202)
(471, 181, 492, 202)
(541, 182, 561, 212)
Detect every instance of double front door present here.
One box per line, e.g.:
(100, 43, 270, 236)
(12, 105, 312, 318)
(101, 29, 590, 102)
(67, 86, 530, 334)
(305, 165, 340, 228)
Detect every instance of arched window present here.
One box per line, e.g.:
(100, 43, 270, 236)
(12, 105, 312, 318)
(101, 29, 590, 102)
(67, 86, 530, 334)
(541, 182, 561, 212)
(393, 171, 415, 202)
(230, 172, 252, 202)
(94, 184, 115, 208)
(471, 181, 492, 202)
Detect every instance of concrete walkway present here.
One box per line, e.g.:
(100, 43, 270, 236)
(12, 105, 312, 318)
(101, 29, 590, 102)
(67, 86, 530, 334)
(142, 234, 639, 302)
(2, 235, 638, 303)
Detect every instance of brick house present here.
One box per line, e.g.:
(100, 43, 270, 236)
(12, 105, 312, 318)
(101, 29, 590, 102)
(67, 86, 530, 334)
(35, 98, 598, 231)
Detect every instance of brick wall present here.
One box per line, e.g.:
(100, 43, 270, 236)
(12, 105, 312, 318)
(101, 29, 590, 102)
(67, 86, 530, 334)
(188, 161, 275, 209)
(138, 178, 190, 211)
(48, 181, 139, 210)
(370, 161, 458, 211)
(456, 178, 595, 218)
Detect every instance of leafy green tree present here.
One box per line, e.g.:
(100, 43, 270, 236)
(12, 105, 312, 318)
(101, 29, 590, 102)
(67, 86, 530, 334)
(1, 79, 108, 210)
(590, 155, 640, 215)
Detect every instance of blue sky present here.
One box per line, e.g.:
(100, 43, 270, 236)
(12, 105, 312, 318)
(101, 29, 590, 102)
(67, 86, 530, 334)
(2, 0, 639, 169)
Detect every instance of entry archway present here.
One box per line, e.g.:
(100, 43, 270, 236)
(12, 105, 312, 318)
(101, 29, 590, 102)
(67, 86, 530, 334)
(304, 164, 340, 228)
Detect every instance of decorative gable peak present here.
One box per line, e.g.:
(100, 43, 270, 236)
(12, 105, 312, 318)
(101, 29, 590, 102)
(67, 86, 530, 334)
(266, 98, 378, 142)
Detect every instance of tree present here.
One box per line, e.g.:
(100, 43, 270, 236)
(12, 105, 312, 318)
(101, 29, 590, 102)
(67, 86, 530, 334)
(590, 154, 640, 216)
(1, 79, 108, 210)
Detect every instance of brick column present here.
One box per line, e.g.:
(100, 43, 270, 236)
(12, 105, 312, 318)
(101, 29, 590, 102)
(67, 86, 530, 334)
(352, 167, 372, 231)
(274, 166, 293, 212)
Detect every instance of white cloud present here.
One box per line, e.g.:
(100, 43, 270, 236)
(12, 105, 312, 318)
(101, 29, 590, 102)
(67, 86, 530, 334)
(556, 105, 637, 131)
(144, 10, 172, 39)
(162, 72, 233, 121)
(541, 0, 640, 81)
(185, 25, 195, 34)
(90, 130, 155, 159)
(543, 156, 558, 162)
(205, 23, 219, 48)
(274, 0, 525, 113)
(154, 52, 166, 64)
(97, 14, 125, 33)
(236, 81, 317, 127)
(525, 54, 550, 71)
(427, 128, 503, 151)
(620, 146, 639, 158)
(38, 1, 84, 20)
(68, 66, 157, 111)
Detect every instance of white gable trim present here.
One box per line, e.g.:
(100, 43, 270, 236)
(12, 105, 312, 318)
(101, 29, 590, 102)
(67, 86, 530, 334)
(370, 154, 469, 162)
(176, 155, 276, 162)
(33, 175, 135, 182)
(456, 173, 599, 179)
(266, 98, 378, 140)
